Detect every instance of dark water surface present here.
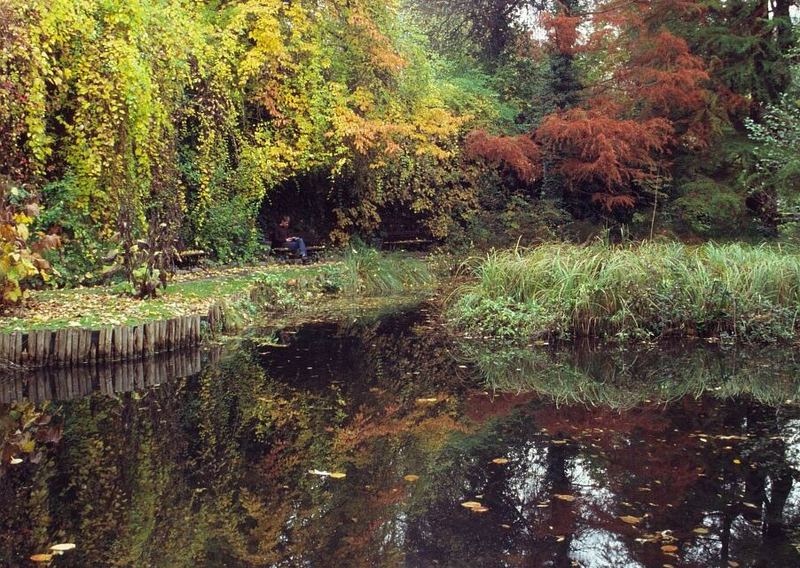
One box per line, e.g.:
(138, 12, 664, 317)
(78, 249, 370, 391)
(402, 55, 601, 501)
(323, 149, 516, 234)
(1, 302, 799, 567)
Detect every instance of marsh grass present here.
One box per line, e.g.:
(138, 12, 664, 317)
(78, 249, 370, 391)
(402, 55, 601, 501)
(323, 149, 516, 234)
(451, 242, 800, 341)
(334, 245, 436, 296)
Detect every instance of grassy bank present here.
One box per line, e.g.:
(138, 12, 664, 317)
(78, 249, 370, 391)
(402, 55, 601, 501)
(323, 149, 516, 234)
(0, 249, 436, 334)
(450, 242, 800, 342)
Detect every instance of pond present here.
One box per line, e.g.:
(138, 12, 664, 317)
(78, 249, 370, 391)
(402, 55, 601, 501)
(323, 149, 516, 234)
(1, 301, 799, 567)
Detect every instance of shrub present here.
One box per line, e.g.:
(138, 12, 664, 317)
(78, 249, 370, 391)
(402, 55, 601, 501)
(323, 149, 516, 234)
(193, 195, 265, 264)
(0, 180, 59, 309)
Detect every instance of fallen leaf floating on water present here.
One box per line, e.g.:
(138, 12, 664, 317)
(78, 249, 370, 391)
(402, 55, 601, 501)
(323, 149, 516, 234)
(554, 494, 576, 502)
(461, 501, 483, 509)
(50, 543, 76, 552)
(9, 457, 22, 465)
(308, 469, 346, 479)
(692, 527, 709, 534)
(620, 515, 642, 525)
(661, 545, 678, 553)
(403, 475, 420, 482)
(30, 554, 52, 563)
(556, 536, 565, 542)
(491, 458, 509, 465)
(472, 506, 489, 513)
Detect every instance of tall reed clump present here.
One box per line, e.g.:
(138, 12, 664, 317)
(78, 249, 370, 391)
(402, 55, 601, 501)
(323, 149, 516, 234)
(450, 242, 800, 342)
(334, 245, 436, 296)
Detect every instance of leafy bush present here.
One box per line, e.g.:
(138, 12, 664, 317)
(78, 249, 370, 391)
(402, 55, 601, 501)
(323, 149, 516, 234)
(448, 190, 569, 251)
(0, 180, 59, 309)
(35, 176, 107, 286)
(193, 195, 265, 264)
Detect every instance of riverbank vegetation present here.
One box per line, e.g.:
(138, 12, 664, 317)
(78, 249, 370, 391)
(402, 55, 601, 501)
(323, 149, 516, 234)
(0, 250, 436, 334)
(450, 242, 800, 342)
(1, 0, 800, 348)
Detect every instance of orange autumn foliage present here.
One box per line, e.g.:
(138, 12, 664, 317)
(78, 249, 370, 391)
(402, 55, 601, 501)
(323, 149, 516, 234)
(536, 106, 673, 209)
(619, 31, 710, 119)
(540, 12, 583, 55)
(464, 130, 542, 183)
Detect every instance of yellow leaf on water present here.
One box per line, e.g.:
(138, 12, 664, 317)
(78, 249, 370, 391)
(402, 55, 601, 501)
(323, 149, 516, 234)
(403, 475, 419, 482)
(491, 458, 510, 464)
(30, 554, 52, 562)
(554, 494, 576, 502)
(692, 527, 709, 534)
(50, 543, 76, 552)
(620, 515, 642, 525)
(329, 472, 347, 479)
(661, 545, 678, 553)
(461, 501, 482, 509)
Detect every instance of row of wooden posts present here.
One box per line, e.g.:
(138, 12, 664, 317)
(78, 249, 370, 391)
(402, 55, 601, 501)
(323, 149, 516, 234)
(0, 347, 220, 404)
(0, 300, 232, 370)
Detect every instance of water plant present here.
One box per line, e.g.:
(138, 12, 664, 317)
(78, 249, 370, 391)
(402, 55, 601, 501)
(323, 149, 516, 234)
(330, 244, 436, 297)
(450, 242, 800, 342)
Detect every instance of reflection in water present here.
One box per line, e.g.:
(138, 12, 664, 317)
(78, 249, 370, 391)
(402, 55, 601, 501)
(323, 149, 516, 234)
(0, 305, 798, 567)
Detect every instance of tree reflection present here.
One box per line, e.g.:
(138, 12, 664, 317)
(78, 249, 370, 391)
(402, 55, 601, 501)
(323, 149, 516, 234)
(0, 309, 798, 567)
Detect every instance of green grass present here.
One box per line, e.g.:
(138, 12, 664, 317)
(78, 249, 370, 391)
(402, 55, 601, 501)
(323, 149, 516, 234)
(0, 264, 331, 334)
(450, 242, 800, 342)
(0, 248, 438, 334)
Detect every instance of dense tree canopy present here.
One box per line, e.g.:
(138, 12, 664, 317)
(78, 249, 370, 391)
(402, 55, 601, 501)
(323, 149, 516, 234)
(0, 0, 798, 304)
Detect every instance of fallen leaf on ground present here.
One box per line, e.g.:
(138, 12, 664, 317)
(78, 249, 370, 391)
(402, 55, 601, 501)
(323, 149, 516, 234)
(9, 457, 22, 465)
(471, 506, 489, 513)
(692, 527, 709, 534)
(620, 515, 642, 525)
(30, 554, 52, 562)
(416, 398, 438, 404)
(50, 543, 76, 552)
(308, 469, 346, 479)
(403, 474, 419, 482)
(661, 545, 678, 553)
